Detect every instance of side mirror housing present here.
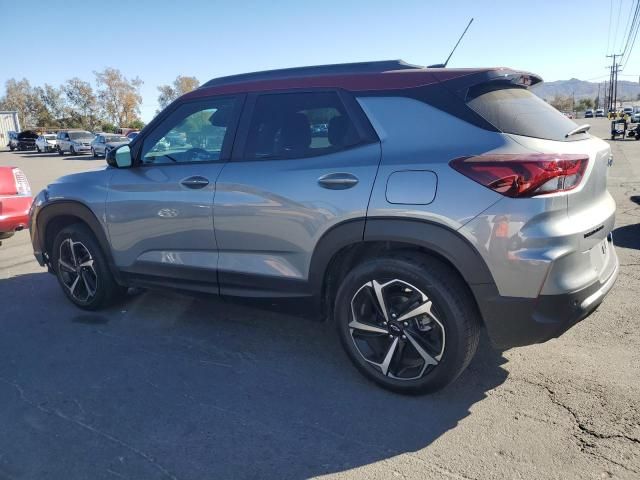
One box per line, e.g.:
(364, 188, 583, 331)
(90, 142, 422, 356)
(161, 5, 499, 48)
(107, 145, 132, 168)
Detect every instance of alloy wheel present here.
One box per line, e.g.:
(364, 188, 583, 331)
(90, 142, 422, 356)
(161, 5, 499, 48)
(58, 238, 98, 303)
(349, 279, 446, 381)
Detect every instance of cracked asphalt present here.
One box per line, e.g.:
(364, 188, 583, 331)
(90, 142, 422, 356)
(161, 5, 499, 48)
(0, 118, 638, 479)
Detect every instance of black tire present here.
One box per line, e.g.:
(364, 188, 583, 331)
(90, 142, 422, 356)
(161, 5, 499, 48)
(70, 146, 76, 155)
(334, 254, 480, 394)
(36, 145, 41, 153)
(51, 224, 126, 310)
(91, 147, 96, 158)
(58, 146, 64, 155)
(9, 145, 15, 151)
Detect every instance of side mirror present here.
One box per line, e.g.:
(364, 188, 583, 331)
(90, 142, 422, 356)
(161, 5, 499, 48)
(107, 145, 132, 168)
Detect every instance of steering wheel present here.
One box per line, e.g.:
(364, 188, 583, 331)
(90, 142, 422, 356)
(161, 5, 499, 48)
(184, 147, 210, 161)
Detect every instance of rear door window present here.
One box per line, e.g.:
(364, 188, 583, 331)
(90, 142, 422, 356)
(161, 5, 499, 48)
(467, 86, 585, 141)
(243, 91, 362, 160)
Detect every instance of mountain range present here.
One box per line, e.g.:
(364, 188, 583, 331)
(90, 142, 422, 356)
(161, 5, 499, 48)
(532, 78, 640, 102)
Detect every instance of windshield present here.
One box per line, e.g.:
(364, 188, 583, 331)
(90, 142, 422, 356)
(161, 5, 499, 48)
(467, 86, 585, 141)
(69, 131, 93, 140)
(106, 136, 129, 143)
(44, 134, 56, 140)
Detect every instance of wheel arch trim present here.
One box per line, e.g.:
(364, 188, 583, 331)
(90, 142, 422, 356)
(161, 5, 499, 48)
(309, 217, 497, 301)
(34, 200, 122, 282)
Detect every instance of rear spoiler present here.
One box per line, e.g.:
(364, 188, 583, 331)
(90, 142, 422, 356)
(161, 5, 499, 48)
(434, 68, 543, 102)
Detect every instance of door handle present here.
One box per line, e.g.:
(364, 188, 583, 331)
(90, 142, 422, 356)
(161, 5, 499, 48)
(181, 176, 210, 189)
(318, 172, 359, 190)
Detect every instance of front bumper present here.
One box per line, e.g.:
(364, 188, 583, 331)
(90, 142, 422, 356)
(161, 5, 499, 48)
(474, 239, 619, 350)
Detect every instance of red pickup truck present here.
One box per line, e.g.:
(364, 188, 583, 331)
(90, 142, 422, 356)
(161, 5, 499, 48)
(0, 166, 32, 245)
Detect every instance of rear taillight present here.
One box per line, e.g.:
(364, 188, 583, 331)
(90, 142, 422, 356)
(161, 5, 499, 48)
(12, 168, 31, 196)
(449, 154, 588, 198)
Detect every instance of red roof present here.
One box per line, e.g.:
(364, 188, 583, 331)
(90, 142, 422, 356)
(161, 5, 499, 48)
(184, 68, 494, 99)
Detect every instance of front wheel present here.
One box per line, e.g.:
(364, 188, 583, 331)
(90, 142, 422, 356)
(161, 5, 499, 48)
(51, 224, 126, 310)
(334, 254, 480, 394)
(36, 145, 41, 153)
(58, 146, 64, 155)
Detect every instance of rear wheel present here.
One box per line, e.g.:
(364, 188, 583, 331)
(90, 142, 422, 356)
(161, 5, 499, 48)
(334, 254, 480, 394)
(52, 224, 126, 310)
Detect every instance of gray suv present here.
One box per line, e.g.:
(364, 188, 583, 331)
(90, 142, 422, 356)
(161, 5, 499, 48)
(29, 60, 618, 393)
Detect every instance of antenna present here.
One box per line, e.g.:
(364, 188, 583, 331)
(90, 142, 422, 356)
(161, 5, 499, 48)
(428, 18, 474, 68)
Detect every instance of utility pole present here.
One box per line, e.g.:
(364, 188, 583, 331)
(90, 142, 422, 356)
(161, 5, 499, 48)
(597, 82, 601, 109)
(607, 53, 622, 111)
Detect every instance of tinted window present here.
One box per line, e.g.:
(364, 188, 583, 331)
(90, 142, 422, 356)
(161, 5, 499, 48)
(244, 92, 361, 160)
(105, 135, 128, 143)
(69, 131, 93, 140)
(142, 97, 237, 164)
(467, 86, 584, 141)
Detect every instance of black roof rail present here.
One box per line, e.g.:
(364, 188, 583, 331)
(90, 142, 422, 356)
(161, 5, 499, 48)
(200, 60, 424, 89)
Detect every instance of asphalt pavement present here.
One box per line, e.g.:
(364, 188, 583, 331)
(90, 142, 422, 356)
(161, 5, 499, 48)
(0, 118, 638, 479)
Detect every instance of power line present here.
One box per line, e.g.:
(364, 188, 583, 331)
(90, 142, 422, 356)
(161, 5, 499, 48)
(613, 0, 624, 52)
(620, 0, 640, 64)
(619, 0, 637, 53)
(606, 0, 614, 55)
(618, 0, 638, 54)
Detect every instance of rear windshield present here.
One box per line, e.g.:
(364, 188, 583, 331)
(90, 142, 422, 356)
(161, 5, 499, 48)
(467, 86, 585, 141)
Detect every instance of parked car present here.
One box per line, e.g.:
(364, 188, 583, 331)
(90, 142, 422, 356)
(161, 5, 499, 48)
(56, 130, 95, 155)
(595, 108, 605, 117)
(623, 107, 634, 118)
(91, 134, 130, 158)
(35, 133, 57, 153)
(29, 60, 618, 394)
(0, 166, 32, 245)
(584, 109, 594, 118)
(8, 130, 38, 151)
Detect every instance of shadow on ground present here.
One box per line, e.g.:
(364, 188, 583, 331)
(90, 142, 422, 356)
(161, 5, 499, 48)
(0, 273, 508, 479)
(15, 150, 101, 161)
(613, 222, 640, 250)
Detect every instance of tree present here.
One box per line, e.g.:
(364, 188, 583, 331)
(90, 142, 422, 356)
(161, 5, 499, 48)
(549, 94, 572, 112)
(0, 78, 39, 128)
(63, 78, 98, 129)
(575, 98, 594, 111)
(35, 84, 66, 127)
(129, 119, 145, 130)
(157, 75, 200, 111)
(100, 122, 117, 133)
(95, 68, 143, 127)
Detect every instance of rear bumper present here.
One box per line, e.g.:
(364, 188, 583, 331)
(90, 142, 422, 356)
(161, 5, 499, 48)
(0, 195, 31, 234)
(474, 242, 619, 350)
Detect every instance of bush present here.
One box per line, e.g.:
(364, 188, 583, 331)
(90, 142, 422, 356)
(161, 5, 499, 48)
(129, 119, 145, 130)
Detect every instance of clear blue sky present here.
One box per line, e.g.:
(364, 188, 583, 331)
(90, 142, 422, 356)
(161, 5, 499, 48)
(1, 0, 638, 122)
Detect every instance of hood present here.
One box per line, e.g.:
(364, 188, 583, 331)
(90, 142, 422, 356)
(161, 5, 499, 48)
(18, 130, 39, 140)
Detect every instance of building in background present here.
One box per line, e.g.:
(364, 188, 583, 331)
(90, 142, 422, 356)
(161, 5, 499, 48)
(0, 111, 20, 147)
